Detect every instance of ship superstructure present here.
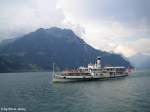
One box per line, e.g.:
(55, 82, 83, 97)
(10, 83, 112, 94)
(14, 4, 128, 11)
(52, 57, 129, 82)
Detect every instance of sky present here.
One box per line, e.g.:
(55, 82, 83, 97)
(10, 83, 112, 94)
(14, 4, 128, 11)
(0, 0, 150, 57)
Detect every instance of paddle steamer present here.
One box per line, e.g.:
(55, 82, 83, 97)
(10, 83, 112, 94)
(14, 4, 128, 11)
(52, 57, 129, 82)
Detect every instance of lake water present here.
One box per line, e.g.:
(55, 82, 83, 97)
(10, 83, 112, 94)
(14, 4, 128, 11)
(0, 70, 150, 112)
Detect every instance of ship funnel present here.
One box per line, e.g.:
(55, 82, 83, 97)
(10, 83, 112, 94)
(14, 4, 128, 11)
(96, 57, 101, 68)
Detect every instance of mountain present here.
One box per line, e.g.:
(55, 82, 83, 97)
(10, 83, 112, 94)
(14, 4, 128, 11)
(129, 53, 150, 69)
(0, 27, 131, 72)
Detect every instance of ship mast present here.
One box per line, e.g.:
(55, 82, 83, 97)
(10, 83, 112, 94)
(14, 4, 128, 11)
(52, 63, 55, 78)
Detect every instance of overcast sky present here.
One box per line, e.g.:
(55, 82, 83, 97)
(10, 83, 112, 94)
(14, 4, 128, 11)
(0, 0, 150, 57)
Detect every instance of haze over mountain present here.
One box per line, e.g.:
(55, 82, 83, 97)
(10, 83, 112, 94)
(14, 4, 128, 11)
(129, 53, 150, 69)
(0, 27, 131, 72)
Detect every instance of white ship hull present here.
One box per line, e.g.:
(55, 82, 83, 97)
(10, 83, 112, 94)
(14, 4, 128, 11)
(52, 73, 128, 82)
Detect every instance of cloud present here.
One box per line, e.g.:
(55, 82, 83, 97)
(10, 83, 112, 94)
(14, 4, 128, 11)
(0, 0, 65, 39)
(0, 0, 150, 57)
(59, 0, 150, 57)
(59, 0, 150, 25)
(114, 38, 150, 57)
